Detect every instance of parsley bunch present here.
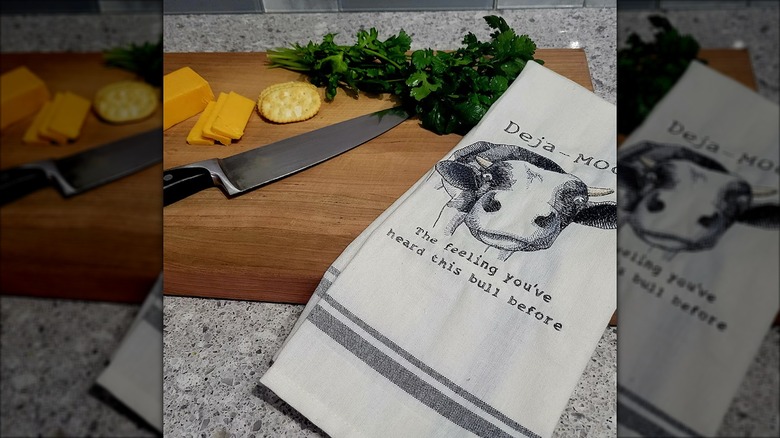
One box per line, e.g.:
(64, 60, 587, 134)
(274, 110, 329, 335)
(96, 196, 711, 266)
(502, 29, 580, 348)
(617, 16, 702, 136)
(267, 16, 542, 135)
(267, 29, 412, 101)
(104, 37, 163, 87)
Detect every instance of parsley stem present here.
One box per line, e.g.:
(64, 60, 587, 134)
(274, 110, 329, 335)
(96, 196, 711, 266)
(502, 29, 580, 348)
(362, 48, 406, 71)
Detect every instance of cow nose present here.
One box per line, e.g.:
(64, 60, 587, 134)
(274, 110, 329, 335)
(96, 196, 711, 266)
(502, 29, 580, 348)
(482, 193, 502, 213)
(534, 212, 556, 228)
(646, 193, 665, 212)
(697, 213, 719, 228)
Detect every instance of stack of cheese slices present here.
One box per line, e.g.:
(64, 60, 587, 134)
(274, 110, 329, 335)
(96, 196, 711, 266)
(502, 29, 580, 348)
(1, 66, 90, 145)
(163, 66, 255, 146)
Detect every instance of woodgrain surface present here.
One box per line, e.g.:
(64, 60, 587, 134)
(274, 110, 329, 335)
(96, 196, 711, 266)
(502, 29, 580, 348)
(163, 49, 595, 303)
(0, 53, 162, 302)
(0, 50, 764, 307)
(697, 49, 756, 89)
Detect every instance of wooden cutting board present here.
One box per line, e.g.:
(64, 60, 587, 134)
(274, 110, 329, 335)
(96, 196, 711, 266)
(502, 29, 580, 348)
(164, 49, 764, 318)
(163, 49, 595, 303)
(0, 53, 162, 303)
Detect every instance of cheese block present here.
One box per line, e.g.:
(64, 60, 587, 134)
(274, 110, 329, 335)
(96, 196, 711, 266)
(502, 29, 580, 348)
(38, 93, 68, 145)
(212, 91, 255, 140)
(23, 101, 53, 145)
(163, 66, 214, 130)
(186, 100, 217, 145)
(47, 91, 91, 140)
(0, 66, 50, 130)
(202, 93, 231, 146)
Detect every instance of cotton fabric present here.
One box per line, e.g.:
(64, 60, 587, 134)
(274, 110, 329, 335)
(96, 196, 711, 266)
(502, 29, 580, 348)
(616, 61, 780, 437)
(262, 61, 618, 438)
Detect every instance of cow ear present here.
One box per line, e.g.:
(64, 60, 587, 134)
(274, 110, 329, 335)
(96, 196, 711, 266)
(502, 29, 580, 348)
(573, 202, 617, 229)
(435, 161, 479, 190)
(737, 204, 780, 229)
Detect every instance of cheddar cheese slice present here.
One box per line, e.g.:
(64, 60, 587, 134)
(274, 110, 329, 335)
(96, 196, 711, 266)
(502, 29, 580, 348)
(47, 91, 90, 140)
(212, 91, 255, 140)
(163, 67, 214, 130)
(1, 66, 50, 130)
(23, 101, 53, 145)
(202, 93, 231, 146)
(186, 101, 217, 145)
(38, 93, 68, 145)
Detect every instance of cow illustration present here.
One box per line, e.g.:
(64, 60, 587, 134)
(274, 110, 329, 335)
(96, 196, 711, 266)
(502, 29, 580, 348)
(617, 141, 779, 253)
(433, 141, 617, 260)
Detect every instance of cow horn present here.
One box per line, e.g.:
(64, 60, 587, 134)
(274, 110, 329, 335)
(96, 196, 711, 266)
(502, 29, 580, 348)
(476, 156, 493, 169)
(752, 186, 778, 198)
(587, 186, 614, 197)
(638, 155, 656, 168)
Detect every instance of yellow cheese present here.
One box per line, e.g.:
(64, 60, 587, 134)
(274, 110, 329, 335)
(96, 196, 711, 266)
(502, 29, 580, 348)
(212, 91, 255, 140)
(38, 93, 68, 145)
(1, 66, 50, 130)
(48, 91, 91, 140)
(23, 101, 53, 145)
(202, 93, 232, 146)
(186, 101, 216, 145)
(163, 67, 214, 130)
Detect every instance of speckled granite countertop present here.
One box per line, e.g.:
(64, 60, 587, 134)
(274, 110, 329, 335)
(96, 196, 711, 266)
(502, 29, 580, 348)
(0, 296, 157, 437)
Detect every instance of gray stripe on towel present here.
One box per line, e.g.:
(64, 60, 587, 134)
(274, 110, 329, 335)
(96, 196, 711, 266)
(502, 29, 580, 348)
(313, 278, 333, 298)
(617, 385, 703, 437)
(320, 294, 540, 438)
(312, 266, 340, 297)
(617, 402, 674, 437)
(142, 304, 163, 332)
(308, 304, 521, 438)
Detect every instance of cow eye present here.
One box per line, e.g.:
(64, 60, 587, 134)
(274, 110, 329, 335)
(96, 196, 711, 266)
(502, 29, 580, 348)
(645, 172, 658, 185)
(482, 173, 493, 182)
(573, 195, 586, 204)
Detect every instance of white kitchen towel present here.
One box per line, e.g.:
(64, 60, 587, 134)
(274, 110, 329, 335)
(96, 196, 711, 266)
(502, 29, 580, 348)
(261, 60, 617, 438)
(273, 179, 419, 361)
(616, 61, 779, 437)
(96, 274, 163, 431)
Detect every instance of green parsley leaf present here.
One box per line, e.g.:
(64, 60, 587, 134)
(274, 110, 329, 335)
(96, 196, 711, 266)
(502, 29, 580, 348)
(617, 15, 704, 135)
(104, 36, 163, 87)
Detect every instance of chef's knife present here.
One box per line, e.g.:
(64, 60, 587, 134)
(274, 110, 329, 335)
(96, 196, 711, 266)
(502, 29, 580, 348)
(163, 106, 410, 206)
(0, 129, 161, 206)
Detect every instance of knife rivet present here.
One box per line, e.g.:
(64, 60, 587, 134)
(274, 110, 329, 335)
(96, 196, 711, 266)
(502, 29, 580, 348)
(164, 174, 173, 181)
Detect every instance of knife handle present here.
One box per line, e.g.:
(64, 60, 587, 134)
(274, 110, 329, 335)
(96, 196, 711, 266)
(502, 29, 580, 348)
(0, 167, 51, 206)
(163, 167, 215, 206)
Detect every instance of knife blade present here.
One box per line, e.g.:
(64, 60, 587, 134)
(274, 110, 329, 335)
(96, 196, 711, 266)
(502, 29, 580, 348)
(0, 129, 162, 206)
(163, 106, 410, 206)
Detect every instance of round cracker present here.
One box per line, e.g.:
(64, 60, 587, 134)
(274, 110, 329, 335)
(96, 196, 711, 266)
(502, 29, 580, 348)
(259, 85, 321, 123)
(94, 80, 158, 124)
(258, 81, 316, 103)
